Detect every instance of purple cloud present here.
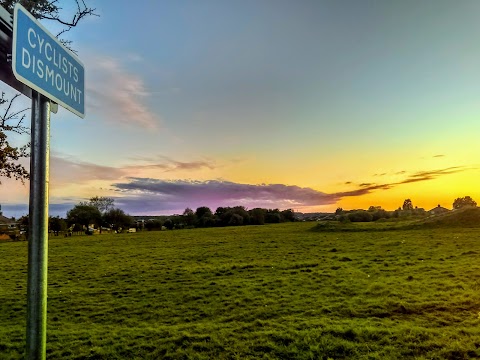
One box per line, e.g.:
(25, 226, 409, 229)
(111, 178, 340, 214)
(110, 165, 475, 214)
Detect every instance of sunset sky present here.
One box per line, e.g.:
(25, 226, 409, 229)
(1, 0, 479, 218)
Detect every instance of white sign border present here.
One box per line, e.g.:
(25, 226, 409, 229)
(12, 3, 86, 118)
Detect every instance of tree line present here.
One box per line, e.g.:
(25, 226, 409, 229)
(16, 198, 296, 235)
(16, 195, 477, 233)
(17, 196, 134, 236)
(157, 206, 295, 230)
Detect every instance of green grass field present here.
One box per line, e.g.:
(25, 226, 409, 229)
(1, 222, 480, 359)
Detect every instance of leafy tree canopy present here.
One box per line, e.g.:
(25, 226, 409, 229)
(66, 204, 101, 228)
(103, 208, 133, 231)
(453, 196, 477, 209)
(89, 196, 114, 214)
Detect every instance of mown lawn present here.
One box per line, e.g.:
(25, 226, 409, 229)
(1, 222, 480, 359)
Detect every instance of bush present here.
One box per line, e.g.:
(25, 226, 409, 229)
(164, 219, 174, 230)
(228, 213, 244, 226)
(347, 211, 373, 222)
(145, 220, 162, 231)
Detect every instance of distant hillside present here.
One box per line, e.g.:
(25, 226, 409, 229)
(414, 207, 480, 228)
(311, 207, 480, 232)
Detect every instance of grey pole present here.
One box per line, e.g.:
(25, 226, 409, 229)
(26, 90, 50, 360)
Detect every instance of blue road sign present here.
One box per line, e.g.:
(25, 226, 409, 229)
(12, 4, 85, 118)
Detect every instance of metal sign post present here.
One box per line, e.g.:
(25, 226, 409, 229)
(4, 3, 85, 358)
(26, 90, 50, 360)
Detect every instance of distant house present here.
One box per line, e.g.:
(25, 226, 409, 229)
(0, 215, 19, 239)
(428, 205, 450, 216)
(0, 214, 17, 227)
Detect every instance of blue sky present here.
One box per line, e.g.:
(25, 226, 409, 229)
(1, 0, 479, 218)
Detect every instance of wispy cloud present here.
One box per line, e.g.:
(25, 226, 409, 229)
(50, 155, 126, 185)
(126, 156, 216, 172)
(85, 55, 160, 129)
(49, 153, 217, 187)
(344, 166, 473, 196)
(433, 154, 446, 158)
(407, 166, 467, 181)
(360, 183, 374, 187)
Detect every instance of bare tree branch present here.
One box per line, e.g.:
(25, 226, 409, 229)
(0, 92, 29, 135)
(0, 0, 99, 51)
(0, 0, 98, 182)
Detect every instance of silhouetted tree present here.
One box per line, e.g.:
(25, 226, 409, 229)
(195, 206, 212, 219)
(265, 209, 282, 223)
(402, 199, 414, 211)
(103, 208, 133, 231)
(145, 219, 162, 231)
(249, 208, 266, 225)
(453, 196, 477, 209)
(182, 207, 196, 227)
(66, 203, 101, 230)
(281, 209, 295, 222)
(89, 196, 114, 214)
(164, 218, 174, 230)
(195, 206, 214, 227)
(48, 216, 67, 235)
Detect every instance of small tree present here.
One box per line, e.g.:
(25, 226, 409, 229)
(103, 208, 133, 232)
(281, 209, 295, 222)
(89, 196, 115, 233)
(0, 94, 29, 183)
(195, 206, 213, 227)
(453, 196, 477, 209)
(195, 206, 213, 219)
(164, 218, 174, 230)
(182, 208, 196, 227)
(145, 219, 162, 231)
(48, 216, 67, 236)
(66, 203, 101, 232)
(402, 199, 414, 211)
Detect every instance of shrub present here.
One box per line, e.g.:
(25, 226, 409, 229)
(347, 211, 373, 222)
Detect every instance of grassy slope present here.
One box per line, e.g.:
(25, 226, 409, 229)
(1, 223, 480, 359)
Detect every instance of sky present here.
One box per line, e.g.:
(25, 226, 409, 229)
(1, 0, 479, 218)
